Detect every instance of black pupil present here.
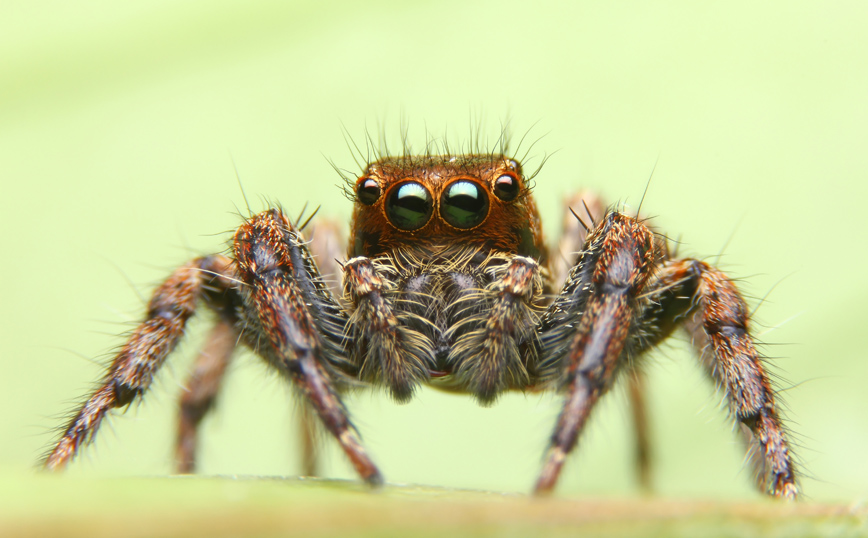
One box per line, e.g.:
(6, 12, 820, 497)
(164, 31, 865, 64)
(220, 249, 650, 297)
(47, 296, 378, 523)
(386, 181, 433, 230)
(357, 178, 380, 205)
(493, 174, 519, 201)
(441, 180, 489, 229)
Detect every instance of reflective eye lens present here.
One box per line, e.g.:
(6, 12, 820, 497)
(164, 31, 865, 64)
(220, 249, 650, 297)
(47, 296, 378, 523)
(493, 174, 519, 201)
(386, 181, 433, 230)
(440, 180, 489, 229)
(356, 178, 381, 205)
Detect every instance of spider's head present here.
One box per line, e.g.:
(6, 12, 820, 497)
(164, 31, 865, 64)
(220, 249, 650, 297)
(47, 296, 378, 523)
(347, 154, 547, 263)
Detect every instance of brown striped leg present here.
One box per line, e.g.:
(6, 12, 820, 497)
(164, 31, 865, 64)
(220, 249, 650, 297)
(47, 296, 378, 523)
(647, 259, 799, 499)
(553, 194, 655, 491)
(175, 318, 239, 474)
(42, 255, 238, 471)
(449, 256, 544, 404)
(535, 212, 657, 494)
(175, 218, 343, 477)
(233, 210, 381, 485)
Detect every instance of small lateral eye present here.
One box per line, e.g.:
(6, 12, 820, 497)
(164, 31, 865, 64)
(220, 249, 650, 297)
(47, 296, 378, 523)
(441, 180, 489, 229)
(356, 178, 381, 205)
(386, 181, 433, 231)
(493, 174, 520, 202)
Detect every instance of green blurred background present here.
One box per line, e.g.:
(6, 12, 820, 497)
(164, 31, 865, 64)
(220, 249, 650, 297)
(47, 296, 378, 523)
(2, 0, 867, 508)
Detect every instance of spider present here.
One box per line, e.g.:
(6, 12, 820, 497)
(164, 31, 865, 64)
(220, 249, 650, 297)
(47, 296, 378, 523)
(42, 149, 799, 499)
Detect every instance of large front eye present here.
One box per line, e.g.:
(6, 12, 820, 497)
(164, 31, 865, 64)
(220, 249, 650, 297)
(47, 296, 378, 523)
(440, 180, 489, 229)
(386, 181, 433, 230)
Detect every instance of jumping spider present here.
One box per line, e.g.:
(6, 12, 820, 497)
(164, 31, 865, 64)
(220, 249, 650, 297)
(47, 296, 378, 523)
(43, 150, 798, 498)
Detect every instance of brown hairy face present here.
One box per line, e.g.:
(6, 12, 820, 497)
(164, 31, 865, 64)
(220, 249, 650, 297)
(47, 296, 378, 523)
(348, 154, 548, 264)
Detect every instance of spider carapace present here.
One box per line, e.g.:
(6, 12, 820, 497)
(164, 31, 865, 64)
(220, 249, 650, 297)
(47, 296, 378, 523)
(42, 152, 799, 499)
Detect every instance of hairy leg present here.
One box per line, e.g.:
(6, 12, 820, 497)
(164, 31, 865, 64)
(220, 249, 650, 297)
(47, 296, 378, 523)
(550, 194, 655, 491)
(173, 217, 346, 476)
(175, 216, 348, 477)
(43, 255, 238, 470)
(233, 209, 381, 485)
(536, 211, 657, 493)
(644, 259, 799, 498)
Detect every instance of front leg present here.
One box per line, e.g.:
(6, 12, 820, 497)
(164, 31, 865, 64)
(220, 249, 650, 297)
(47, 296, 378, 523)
(535, 211, 658, 493)
(554, 192, 654, 491)
(233, 209, 382, 485)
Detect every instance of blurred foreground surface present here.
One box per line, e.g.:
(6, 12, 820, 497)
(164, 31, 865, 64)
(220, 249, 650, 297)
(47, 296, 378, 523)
(1, 473, 865, 538)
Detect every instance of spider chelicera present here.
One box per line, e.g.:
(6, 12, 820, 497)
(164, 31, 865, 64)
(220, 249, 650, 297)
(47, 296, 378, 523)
(42, 150, 798, 498)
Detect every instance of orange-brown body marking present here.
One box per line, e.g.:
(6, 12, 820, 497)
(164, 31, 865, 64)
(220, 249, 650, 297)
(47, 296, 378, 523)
(350, 155, 548, 263)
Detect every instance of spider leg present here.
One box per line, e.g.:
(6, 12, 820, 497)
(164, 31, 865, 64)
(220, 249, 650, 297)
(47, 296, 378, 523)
(535, 211, 657, 494)
(175, 318, 238, 473)
(639, 258, 799, 499)
(43, 255, 239, 470)
(553, 191, 653, 489)
(173, 217, 347, 477)
(233, 209, 382, 485)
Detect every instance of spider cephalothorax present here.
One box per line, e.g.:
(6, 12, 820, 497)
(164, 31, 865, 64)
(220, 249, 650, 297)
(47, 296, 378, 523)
(344, 155, 552, 404)
(43, 150, 799, 499)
